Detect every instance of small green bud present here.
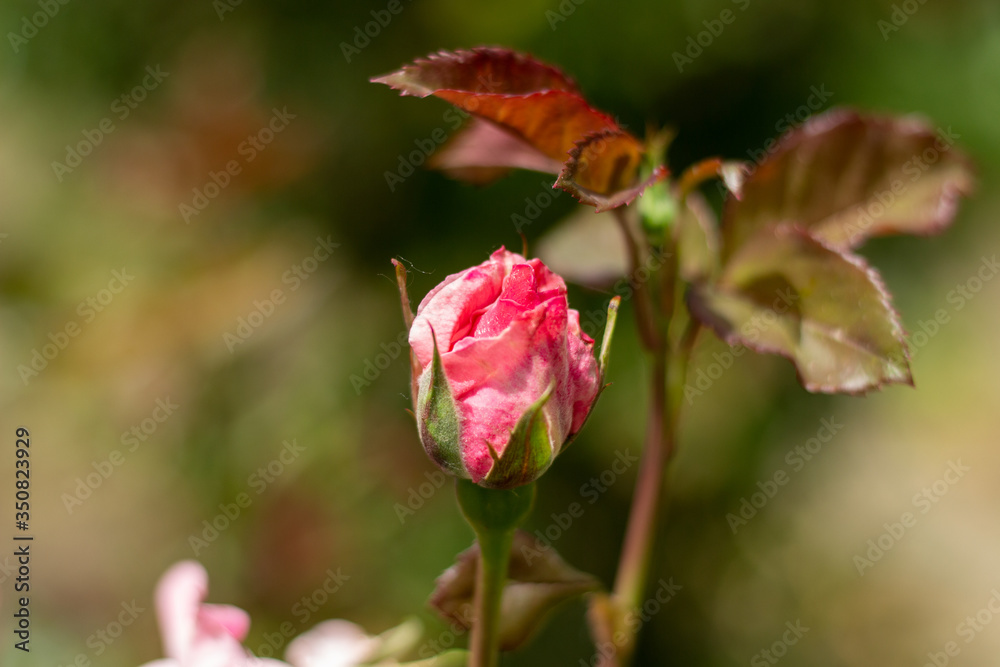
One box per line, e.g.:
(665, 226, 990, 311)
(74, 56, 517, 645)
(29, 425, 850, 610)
(639, 180, 678, 242)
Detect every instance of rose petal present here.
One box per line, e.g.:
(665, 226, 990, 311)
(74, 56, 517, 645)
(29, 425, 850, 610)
(152, 561, 283, 667)
(199, 603, 252, 643)
(155, 561, 210, 660)
(473, 264, 540, 337)
(410, 266, 503, 368)
(564, 308, 598, 434)
(443, 297, 597, 481)
(410, 248, 565, 369)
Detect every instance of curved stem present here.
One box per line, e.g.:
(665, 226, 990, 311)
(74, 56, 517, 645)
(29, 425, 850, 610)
(602, 261, 700, 667)
(603, 190, 702, 665)
(611, 345, 670, 614)
(608, 296, 700, 666)
(470, 528, 515, 667)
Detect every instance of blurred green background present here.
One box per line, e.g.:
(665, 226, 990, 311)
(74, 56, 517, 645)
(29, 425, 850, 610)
(2, 0, 999, 665)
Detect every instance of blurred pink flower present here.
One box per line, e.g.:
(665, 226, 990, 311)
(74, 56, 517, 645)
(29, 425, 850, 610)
(140, 560, 287, 667)
(141, 561, 382, 667)
(409, 248, 600, 488)
(285, 620, 379, 667)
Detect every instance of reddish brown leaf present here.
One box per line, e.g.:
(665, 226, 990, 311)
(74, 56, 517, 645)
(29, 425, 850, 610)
(373, 48, 648, 207)
(561, 130, 643, 193)
(556, 131, 667, 211)
(689, 225, 911, 395)
(371, 47, 579, 97)
(432, 90, 624, 163)
(372, 48, 621, 165)
(428, 118, 563, 185)
(724, 109, 975, 257)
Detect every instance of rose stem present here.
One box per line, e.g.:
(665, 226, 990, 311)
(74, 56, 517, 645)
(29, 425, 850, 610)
(610, 343, 670, 652)
(609, 325, 701, 664)
(469, 527, 515, 667)
(608, 202, 700, 664)
(456, 481, 535, 667)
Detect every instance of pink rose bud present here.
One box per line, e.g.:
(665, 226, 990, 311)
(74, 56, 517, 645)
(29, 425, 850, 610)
(405, 248, 609, 489)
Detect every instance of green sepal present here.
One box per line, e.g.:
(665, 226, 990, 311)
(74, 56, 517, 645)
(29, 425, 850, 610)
(416, 329, 466, 477)
(391, 259, 422, 408)
(390, 258, 416, 331)
(482, 384, 555, 489)
(598, 296, 621, 382)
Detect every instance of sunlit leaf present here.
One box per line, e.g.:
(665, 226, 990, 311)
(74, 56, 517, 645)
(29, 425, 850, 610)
(724, 109, 975, 256)
(429, 531, 601, 651)
(372, 48, 623, 163)
(689, 225, 911, 394)
(373, 48, 650, 208)
(555, 131, 668, 210)
(372, 47, 579, 97)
